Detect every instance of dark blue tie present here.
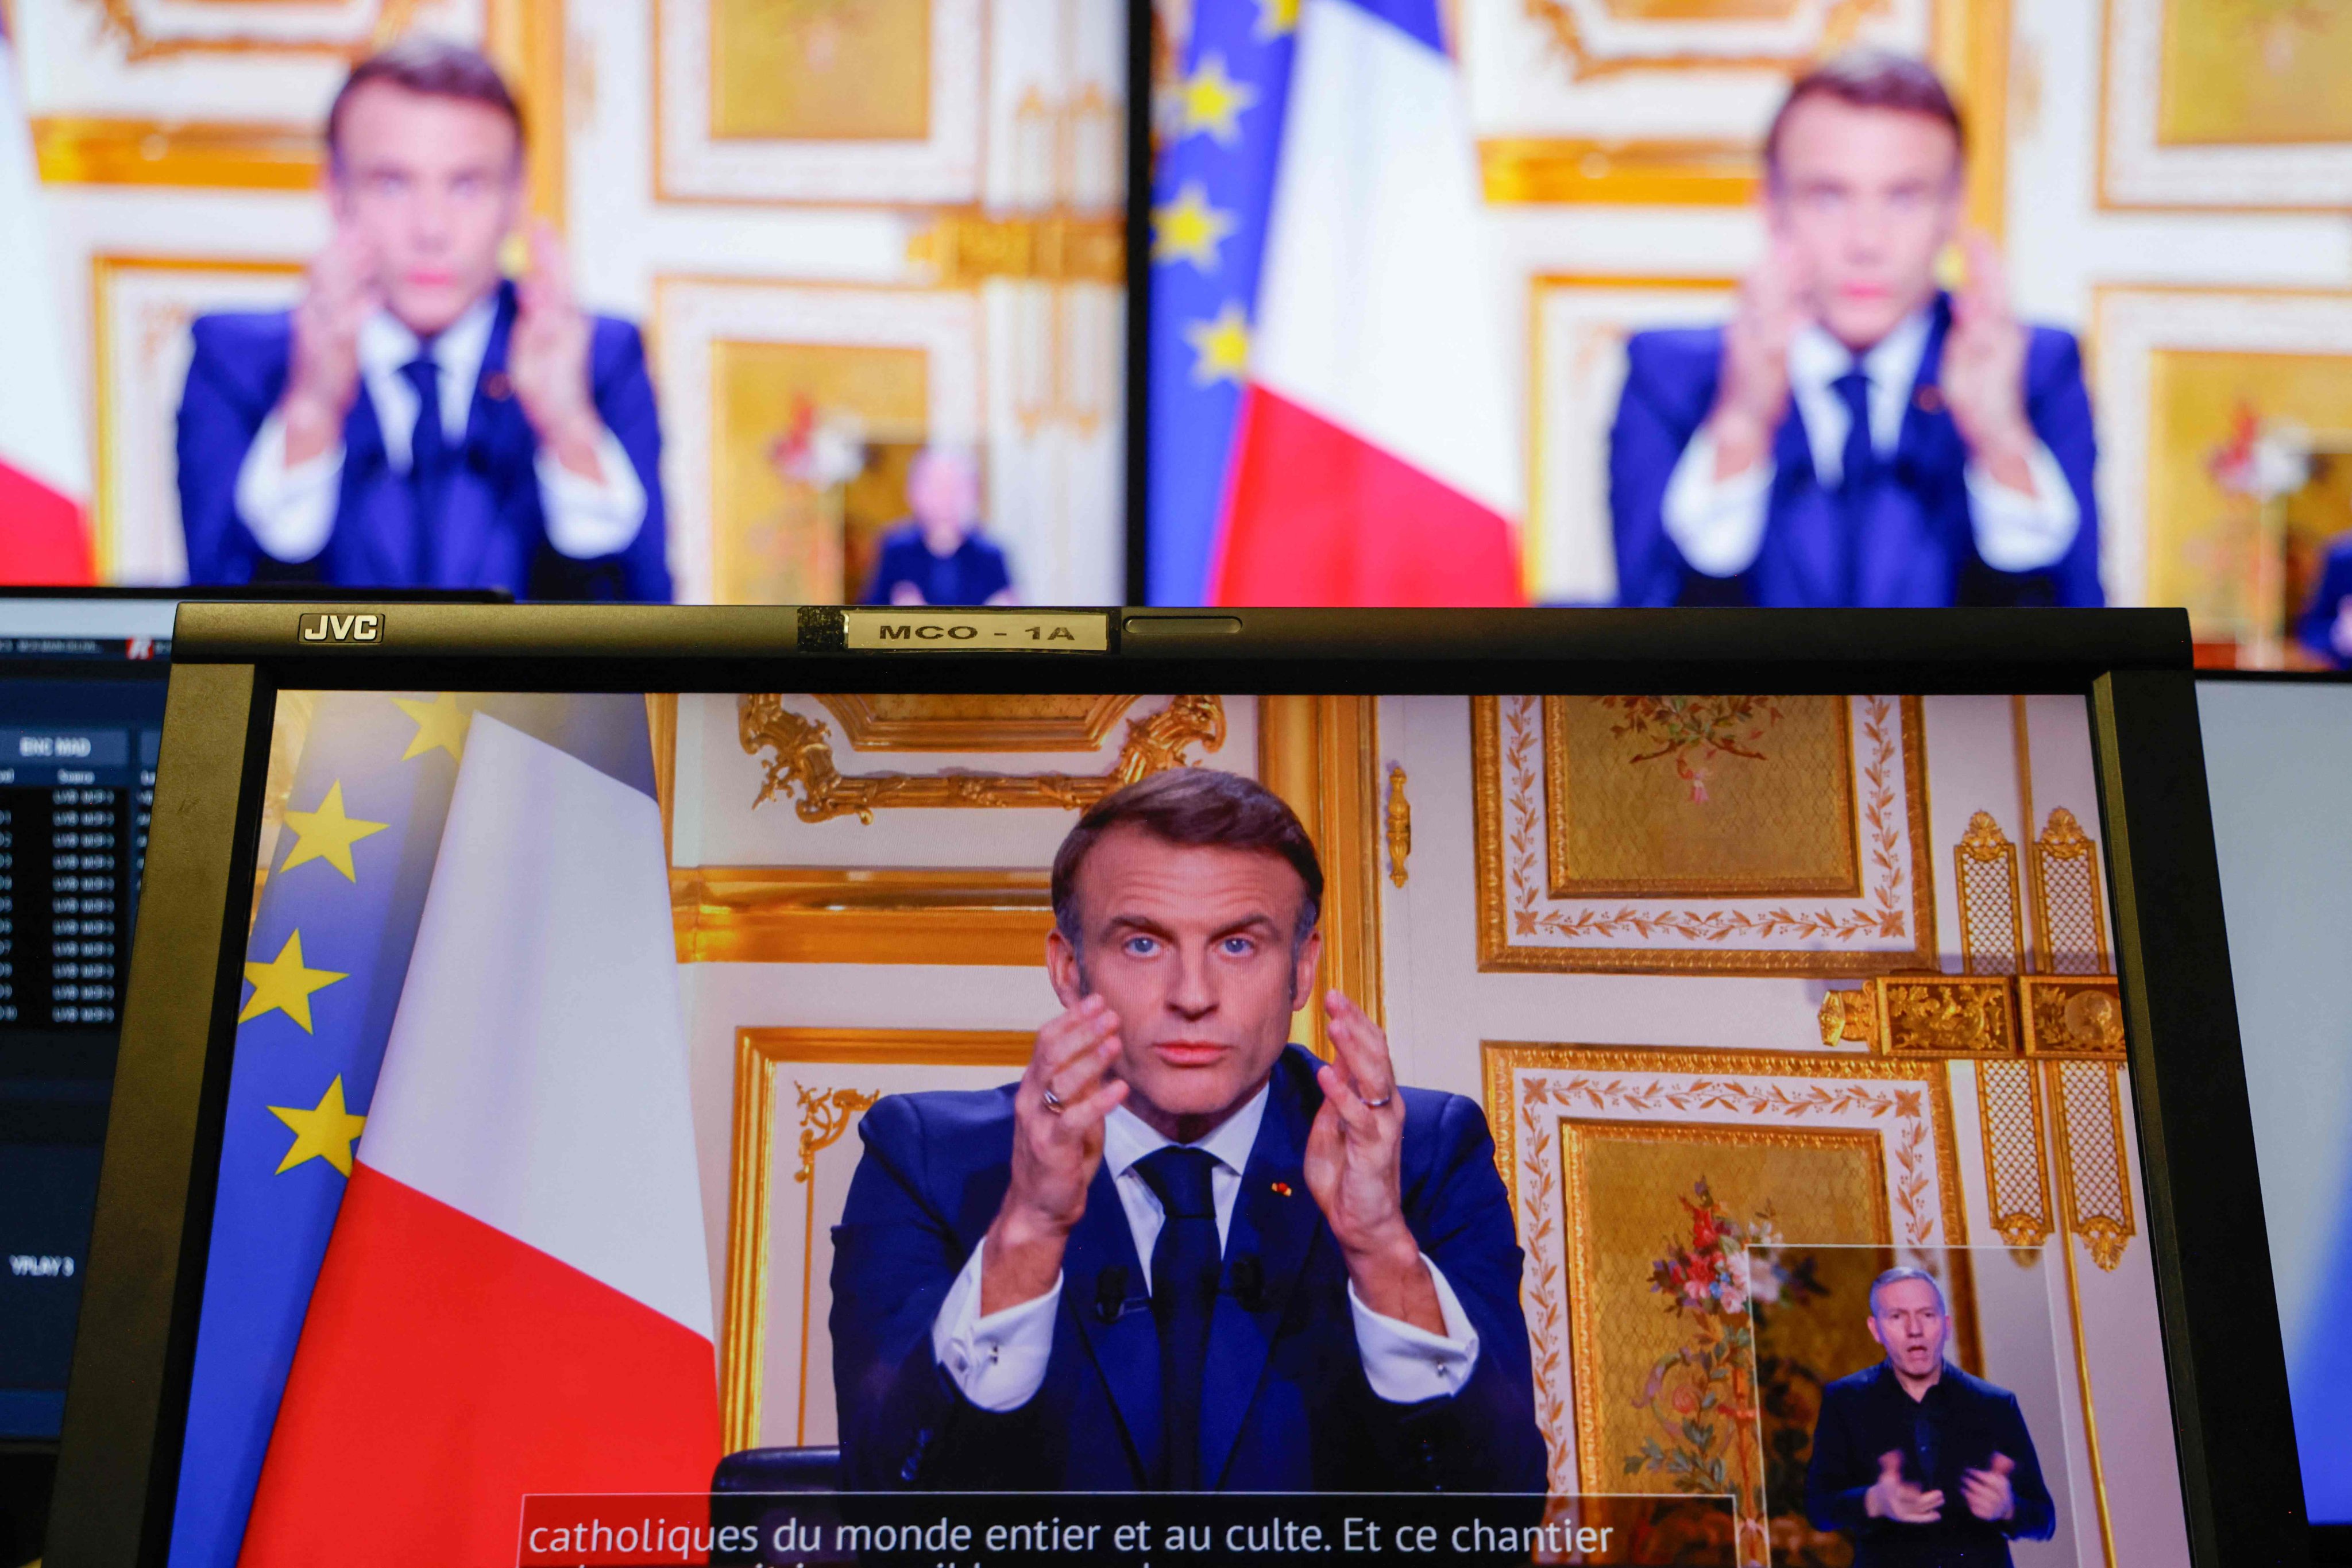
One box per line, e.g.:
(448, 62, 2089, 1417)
(1137, 1146, 1219, 1491)
(400, 353, 447, 585)
(1832, 369, 1875, 605)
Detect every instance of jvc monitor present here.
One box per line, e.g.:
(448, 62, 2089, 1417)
(48, 607, 2297, 1568)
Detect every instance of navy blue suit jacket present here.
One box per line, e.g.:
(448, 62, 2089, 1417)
(1609, 293, 2102, 608)
(829, 1044, 1548, 1492)
(176, 280, 671, 600)
(2297, 539, 2352, 667)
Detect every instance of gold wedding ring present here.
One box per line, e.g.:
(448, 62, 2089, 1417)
(1361, 1094, 1393, 1110)
(1041, 1086, 1067, 1114)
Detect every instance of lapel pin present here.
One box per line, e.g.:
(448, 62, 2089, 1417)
(1914, 384, 1945, 414)
(1270, 1181, 1292, 1197)
(483, 370, 513, 401)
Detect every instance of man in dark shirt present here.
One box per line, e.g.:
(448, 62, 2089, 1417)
(860, 446, 1015, 607)
(1806, 1267, 2056, 1566)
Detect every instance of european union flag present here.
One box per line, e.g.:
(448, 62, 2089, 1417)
(1145, 0, 1299, 605)
(167, 692, 653, 1568)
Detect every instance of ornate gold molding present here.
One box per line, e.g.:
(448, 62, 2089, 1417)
(810, 693, 1139, 752)
(740, 693, 1225, 822)
(1975, 1058, 2054, 1249)
(34, 118, 321, 188)
(721, 1028, 1031, 1450)
(1955, 810, 2025, 976)
(1480, 137, 1758, 206)
(2049, 1060, 2136, 1272)
(672, 867, 1054, 967)
(907, 211, 1126, 286)
(1384, 763, 1411, 889)
(1259, 696, 1383, 1059)
(2032, 808, 2112, 975)
(1520, 0, 1883, 83)
(79, 0, 426, 60)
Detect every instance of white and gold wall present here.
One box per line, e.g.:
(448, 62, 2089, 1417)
(659, 688, 2180, 1568)
(18, 0, 1126, 603)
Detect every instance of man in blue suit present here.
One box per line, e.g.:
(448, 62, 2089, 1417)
(831, 768, 1546, 1492)
(177, 38, 669, 600)
(1610, 51, 2100, 608)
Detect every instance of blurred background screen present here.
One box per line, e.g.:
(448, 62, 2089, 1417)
(2202, 674, 2352, 1524)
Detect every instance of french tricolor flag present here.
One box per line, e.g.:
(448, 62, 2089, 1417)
(236, 717, 719, 1565)
(1147, 0, 1521, 606)
(0, 14, 94, 583)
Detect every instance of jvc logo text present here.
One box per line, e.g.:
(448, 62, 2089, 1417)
(298, 612, 381, 644)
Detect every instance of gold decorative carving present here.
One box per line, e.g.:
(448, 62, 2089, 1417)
(2022, 977, 2127, 1057)
(672, 867, 1053, 967)
(1880, 975, 2018, 1057)
(1385, 764, 1411, 888)
(79, 0, 427, 60)
(2049, 1059, 2135, 1272)
(1818, 986, 1878, 1049)
(1955, 811, 2024, 977)
(810, 693, 1139, 752)
(2032, 808, 2111, 975)
(1259, 697, 1383, 1058)
(739, 693, 1225, 822)
(1520, 0, 1882, 82)
(721, 1028, 1031, 1450)
(1474, 694, 1936, 974)
(1975, 1059, 2054, 1249)
(907, 211, 1126, 287)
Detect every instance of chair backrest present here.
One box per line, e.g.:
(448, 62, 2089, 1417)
(712, 1445, 842, 1494)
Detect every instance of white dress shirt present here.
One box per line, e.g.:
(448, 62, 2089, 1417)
(232, 293, 647, 565)
(931, 1083, 1481, 1412)
(1660, 307, 2081, 580)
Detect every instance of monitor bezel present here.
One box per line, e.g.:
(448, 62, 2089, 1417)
(45, 604, 2305, 1568)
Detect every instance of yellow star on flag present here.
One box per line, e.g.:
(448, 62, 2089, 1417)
(392, 692, 469, 763)
(279, 781, 389, 882)
(1256, 0, 1300, 38)
(269, 1075, 367, 1176)
(239, 930, 347, 1034)
(1179, 54, 1257, 145)
(1184, 302, 1253, 387)
(1153, 181, 1239, 272)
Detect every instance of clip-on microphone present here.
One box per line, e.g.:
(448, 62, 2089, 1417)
(1095, 1264, 1131, 1323)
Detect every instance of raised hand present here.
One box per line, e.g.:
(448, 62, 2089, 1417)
(1866, 1450, 1946, 1524)
(980, 994, 1127, 1314)
(507, 221, 604, 479)
(1961, 1452, 2017, 1522)
(1941, 234, 2038, 493)
(1305, 991, 1442, 1334)
(1705, 237, 1811, 479)
(282, 225, 381, 465)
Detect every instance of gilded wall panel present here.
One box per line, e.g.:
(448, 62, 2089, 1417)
(654, 0, 983, 204)
(1474, 694, 1935, 974)
(1484, 1042, 1969, 1515)
(722, 1027, 1030, 1451)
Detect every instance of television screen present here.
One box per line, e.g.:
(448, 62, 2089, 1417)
(156, 679, 2201, 1567)
(2200, 674, 2352, 1530)
(0, 596, 172, 1446)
